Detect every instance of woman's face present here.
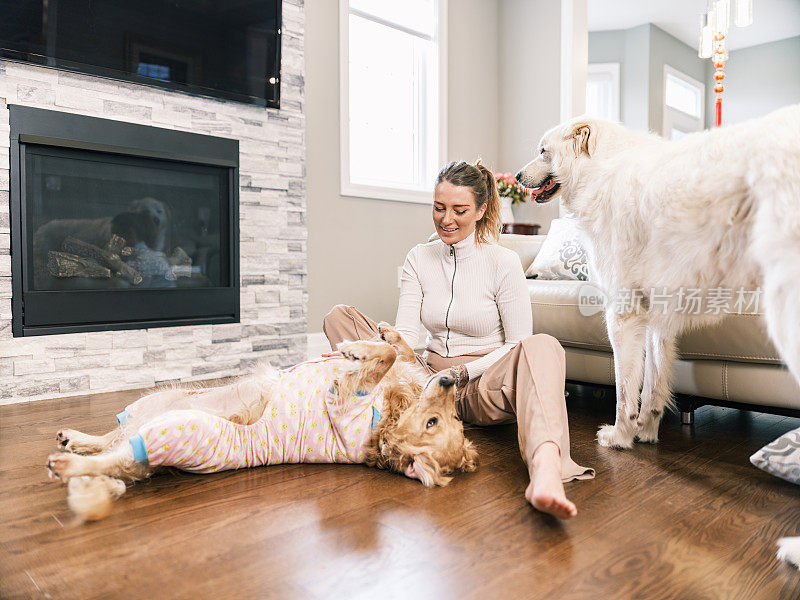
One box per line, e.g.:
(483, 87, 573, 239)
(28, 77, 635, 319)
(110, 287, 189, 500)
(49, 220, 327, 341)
(433, 181, 486, 245)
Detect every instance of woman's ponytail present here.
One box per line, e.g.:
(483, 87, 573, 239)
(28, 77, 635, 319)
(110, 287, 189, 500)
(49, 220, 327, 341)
(474, 160, 502, 243)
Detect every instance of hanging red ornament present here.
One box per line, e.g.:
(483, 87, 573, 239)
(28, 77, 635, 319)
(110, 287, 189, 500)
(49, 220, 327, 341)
(712, 31, 727, 127)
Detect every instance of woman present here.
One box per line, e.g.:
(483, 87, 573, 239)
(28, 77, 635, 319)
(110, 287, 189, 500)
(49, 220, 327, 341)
(323, 160, 594, 519)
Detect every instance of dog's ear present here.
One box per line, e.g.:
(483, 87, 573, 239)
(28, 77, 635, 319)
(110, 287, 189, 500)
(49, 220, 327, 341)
(458, 438, 478, 472)
(409, 452, 452, 487)
(567, 121, 596, 157)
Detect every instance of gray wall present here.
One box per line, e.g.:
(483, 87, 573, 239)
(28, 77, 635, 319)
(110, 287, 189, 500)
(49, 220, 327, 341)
(588, 25, 650, 131)
(589, 24, 706, 133)
(706, 35, 800, 125)
(305, 0, 502, 331)
(589, 26, 799, 133)
(497, 0, 563, 229)
(448, 0, 500, 171)
(648, 24, 707, 132)
(623, 24, 651, 131)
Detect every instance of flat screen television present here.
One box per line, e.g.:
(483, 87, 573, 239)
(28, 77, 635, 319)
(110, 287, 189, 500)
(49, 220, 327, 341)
(0, 0, 282, 108)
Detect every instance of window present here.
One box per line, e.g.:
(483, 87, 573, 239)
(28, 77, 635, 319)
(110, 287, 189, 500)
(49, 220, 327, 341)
(585, 63, 620, 122)
(662, 65, 705, 140)
(340, 0, 446, 203)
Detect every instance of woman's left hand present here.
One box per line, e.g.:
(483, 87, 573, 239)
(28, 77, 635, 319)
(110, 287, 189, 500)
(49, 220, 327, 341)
(434, 365, 469, 389)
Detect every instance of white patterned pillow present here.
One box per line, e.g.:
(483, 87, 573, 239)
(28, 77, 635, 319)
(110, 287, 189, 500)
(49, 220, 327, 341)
(750, 427, 800, 485)
(525, 218, 590, 281)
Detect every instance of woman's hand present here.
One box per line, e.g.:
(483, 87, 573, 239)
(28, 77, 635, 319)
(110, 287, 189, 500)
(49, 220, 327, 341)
(434, 365, 469, 389)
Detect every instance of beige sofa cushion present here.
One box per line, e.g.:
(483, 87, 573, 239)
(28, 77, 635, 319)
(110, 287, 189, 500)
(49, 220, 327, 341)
(498, 234, 546, 272)
(529, 279, 783, 365)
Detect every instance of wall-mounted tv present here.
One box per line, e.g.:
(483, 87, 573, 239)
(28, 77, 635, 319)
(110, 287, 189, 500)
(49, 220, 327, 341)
(0, 0, 282, 108)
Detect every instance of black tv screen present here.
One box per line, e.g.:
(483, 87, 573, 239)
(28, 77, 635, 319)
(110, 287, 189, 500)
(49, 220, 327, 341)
(0, 0, 282, 108)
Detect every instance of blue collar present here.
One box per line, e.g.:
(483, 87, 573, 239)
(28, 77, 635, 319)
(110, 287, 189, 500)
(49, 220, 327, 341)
(328, 387, 382, 429)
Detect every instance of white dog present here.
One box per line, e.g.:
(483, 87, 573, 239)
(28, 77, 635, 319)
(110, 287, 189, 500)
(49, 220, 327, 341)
(516, 104, 800, 450)
(34, 196, 171, 257)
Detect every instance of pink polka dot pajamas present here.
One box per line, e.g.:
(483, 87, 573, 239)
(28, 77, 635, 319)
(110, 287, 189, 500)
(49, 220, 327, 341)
(123, 359, 383, 473)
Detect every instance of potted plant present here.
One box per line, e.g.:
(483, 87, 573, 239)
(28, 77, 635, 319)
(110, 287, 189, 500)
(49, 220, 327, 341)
(494, 172, 530, 224)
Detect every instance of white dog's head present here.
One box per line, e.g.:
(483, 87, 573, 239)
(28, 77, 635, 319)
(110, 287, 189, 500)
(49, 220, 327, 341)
(515, 117, 604, 205)
(516, 116, 646, 212)
(129, 197, 170, 234)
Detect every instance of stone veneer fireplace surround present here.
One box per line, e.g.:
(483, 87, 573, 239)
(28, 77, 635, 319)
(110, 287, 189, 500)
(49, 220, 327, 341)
(0, 0, 306, 404)
(10, 105, 241, 336)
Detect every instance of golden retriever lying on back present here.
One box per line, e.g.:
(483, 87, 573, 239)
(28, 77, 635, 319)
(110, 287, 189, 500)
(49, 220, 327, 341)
(47, 323, 477, 521)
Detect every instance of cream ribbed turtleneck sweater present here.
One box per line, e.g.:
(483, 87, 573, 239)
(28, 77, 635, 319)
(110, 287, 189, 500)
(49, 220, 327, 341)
(395, 231, 532, 380)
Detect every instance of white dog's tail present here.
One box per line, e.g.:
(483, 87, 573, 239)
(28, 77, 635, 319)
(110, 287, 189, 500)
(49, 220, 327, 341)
(67, 475, 127, 523)
(777, 537, 800, 569)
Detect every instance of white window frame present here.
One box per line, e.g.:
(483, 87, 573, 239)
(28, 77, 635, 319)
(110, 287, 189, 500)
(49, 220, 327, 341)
(339, 0, 448, 205)
(586, 62, 620, 122)
(662, 64, 705, 139)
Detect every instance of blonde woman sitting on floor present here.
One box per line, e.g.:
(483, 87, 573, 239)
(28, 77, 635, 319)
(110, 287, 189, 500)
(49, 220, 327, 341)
(324, 160, 594, 519)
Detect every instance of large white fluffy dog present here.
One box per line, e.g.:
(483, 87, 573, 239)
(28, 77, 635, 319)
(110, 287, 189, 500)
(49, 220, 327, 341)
(516, 104, 800, 450)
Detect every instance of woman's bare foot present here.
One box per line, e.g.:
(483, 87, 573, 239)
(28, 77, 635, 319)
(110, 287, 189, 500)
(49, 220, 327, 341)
(525, 442, 577, 519)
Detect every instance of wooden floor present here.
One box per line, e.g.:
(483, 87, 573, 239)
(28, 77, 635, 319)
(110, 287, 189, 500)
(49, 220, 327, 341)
(1, 384, 799, 600)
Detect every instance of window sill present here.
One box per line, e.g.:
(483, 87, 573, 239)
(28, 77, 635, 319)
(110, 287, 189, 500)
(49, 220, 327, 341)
(341, 182, 432, 205)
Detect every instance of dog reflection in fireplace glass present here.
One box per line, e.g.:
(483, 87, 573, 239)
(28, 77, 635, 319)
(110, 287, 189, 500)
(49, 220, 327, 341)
(32, 197, 217, 290)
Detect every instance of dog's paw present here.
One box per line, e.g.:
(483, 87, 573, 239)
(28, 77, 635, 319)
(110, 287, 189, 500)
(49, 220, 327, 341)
(337, 341, 370, 362)
(47, 452, 83, 481)
(56, 429, 89, 453)
(635, 417, 660, 444)
(56, 429, 73, 451)
(777, 537, 800, 569)
(56, 429, 102, 454)
(597, 424, 635, 449)
(377, 322, 402, 345)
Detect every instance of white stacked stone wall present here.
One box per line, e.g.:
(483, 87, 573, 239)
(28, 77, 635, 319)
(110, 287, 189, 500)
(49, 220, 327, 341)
(0, 0, 306, 404)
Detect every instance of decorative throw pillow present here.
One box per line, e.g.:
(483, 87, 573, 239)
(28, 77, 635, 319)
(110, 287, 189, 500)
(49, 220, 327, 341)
(750, 427, 800, 485)
(525, 218, 590, 281)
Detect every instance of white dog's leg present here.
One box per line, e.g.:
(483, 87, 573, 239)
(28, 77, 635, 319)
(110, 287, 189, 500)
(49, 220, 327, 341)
(752, 167, 800, 389)
(761, 264, 800, 389)
(636, 327, 677, 443)
(598, 311, 647, 449)
(56, 429, 120, 454)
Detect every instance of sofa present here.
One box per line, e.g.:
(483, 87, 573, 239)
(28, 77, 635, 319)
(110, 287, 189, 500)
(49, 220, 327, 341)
(498, 233, 800, 421)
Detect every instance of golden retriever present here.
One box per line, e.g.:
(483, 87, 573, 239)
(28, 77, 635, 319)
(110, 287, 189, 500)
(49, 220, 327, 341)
(46, 323, 477, 521)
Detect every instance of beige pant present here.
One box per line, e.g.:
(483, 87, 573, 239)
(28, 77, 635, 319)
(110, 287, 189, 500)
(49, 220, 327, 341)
(323, 305, 594, 482)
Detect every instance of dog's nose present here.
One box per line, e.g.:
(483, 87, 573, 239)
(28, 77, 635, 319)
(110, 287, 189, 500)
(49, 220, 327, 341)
(515, 170, 524, 183)
(438, 375, 455, 388)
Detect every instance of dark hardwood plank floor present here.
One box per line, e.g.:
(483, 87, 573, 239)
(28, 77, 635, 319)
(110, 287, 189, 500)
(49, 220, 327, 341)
(1, 384, 799, 600)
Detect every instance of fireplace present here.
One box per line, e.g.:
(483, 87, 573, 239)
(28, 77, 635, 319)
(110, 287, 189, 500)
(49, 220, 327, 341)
(9, 105, 240, 336)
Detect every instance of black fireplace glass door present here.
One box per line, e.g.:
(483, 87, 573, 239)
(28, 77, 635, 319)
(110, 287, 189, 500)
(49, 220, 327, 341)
(25, 146, 230, 292)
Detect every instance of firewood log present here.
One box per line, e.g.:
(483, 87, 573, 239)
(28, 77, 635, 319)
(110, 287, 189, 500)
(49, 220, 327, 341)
(106, 234, 132, 257)
(62, 236, 143, 285)
(168, 246, 192, 278)
(47, 252, 111, 278)
(106, 234, 126, 255)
